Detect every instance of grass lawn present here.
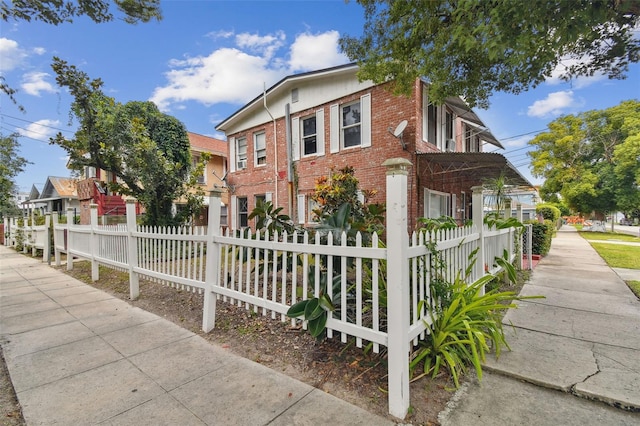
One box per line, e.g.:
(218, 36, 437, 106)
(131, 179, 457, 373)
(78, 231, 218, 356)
(579, 231, 640, 243)
(588, 243, 640, 270)
(628, 281, 640, 299)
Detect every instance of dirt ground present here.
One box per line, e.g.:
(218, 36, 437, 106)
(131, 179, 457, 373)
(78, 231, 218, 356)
(1, 257, 527, 425)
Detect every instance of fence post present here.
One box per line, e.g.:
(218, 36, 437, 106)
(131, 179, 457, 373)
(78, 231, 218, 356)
(90, 204, 99, 281)
(382, 158, 411, 419)
(52, 212, 61, 266)
(203, 189, 223, 333)
(66, 207, 74, 271)
(43, 213, 51, 263)
(472, 186, 485, 289)
(125, 198, 139, 300)
(516, 203, 523, 270)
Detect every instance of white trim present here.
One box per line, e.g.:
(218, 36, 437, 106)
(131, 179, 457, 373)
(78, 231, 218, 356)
(297, 194, 306, 224)
(361, 93, 371, 148)
(229, 137, 236, 172)
(292, 116, 300, 161)
(330, 104, 339, 153)
(316, 109, 325, 156)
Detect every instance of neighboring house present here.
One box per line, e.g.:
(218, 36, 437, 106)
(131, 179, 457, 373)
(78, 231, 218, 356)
(184, 132, 229, 226)
(75, 131, 228, 225)
(216, 63, 531, 231)
(12, 191, 30, 212)
(34, 176, 80, 215)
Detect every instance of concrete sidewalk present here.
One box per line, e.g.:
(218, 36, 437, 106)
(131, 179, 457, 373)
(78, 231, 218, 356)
(440, 226, 640, 425)
(0, 246, 394, 426)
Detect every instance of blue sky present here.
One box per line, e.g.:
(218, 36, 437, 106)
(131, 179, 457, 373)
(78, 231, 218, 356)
(2, 0, 639, 193)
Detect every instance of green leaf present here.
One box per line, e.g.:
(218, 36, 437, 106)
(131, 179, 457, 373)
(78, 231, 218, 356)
(286, 299, 309, 318)
(319, 293, 335, 312)
(308, 312, 328, 338)
(304, 298, 324, 320)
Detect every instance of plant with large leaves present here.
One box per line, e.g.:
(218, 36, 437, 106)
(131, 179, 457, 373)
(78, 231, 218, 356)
(410, 273, 542, 388)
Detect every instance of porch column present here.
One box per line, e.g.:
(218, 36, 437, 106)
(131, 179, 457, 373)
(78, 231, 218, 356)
(203, 189, 223, 333)
(472, 186, 485, 288)
(383, 158, 411, 419)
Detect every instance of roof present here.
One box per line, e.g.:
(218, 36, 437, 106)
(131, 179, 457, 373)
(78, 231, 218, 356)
(40, 176, 78, 200)
(417, 152, 532, 188)
(441, 96, 503, 149)
(187, 132, 227, 157)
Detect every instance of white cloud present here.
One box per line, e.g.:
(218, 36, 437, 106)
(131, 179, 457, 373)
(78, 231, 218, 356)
(18, 119, 60, 142)
(502, 135, 533, 149)
(0, 37, 28, 72)
(546, 56, 606, 89)
(21, 72, 56, 96)
(33, 47, 46, 55)
(289, 31, 349, 72)
(150, 30, 350, 111)
(527, 90, 579, 118)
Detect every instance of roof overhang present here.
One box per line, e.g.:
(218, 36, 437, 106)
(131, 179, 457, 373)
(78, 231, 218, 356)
(443, 97, 503, 149)
(417, 152, 532, 188)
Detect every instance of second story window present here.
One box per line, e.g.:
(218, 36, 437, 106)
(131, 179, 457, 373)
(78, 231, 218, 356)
(254, 132, 266, 166)
(341, 100, 361, 148)
(302, 116, 317, 156)
(236, 137, 247, 170)
(192, 154, 205, 184)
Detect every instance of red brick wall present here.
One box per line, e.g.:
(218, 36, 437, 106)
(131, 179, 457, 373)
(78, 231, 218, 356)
(226, 80, 455, 230)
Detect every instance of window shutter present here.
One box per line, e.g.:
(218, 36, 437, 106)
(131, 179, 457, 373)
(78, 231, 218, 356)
(265, 192, 272, 203)
(451, 194, 457, 218)
(316, 109, 325, 156)
(231, 195, 237, 230)
(297, 194, 305, 224)
(291, 117, 300, 161)
(361, 93, 371, 148)
(229, 137, 236, 172)
(330, 104, 339, 153)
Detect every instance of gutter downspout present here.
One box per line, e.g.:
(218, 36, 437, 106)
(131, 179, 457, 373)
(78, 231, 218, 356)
(263, 84, 278, 208)
(284, 103, 293, 219)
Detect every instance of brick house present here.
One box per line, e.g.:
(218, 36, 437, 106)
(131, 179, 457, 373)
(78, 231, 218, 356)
(216, 63, 530, 231)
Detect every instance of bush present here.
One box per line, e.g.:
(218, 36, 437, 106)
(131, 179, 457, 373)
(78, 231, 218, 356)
(527, 220, 554, 256)
(536, 204, 561, 228)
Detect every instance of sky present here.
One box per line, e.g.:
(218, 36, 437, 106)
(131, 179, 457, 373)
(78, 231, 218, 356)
(2, 0, 639, 193)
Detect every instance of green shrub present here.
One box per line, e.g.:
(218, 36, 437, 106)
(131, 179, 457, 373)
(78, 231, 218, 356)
(527, 220, 554, 256)
(536, 204, 561, 228)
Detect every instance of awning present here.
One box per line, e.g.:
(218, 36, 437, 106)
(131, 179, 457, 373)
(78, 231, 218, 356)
(417, 152, 532, 188)
(444, 97, 503, 149)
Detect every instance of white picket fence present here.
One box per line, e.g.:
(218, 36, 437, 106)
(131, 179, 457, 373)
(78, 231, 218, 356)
(25, 159, 531, 419)
(3, 215, 51, 261)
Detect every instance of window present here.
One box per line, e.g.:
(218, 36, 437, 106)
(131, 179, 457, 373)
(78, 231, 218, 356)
(341, 101, 361, 148)
(423, 88, 455, 150)
(236, 137, 247, 169)
(302, 116, 317, 156)
(465, 125, 480, 152)
(308, 197, 320, 223)
(220, 205, 228, 226)
(192, 154, 205, 184)
(237, 197, 248, 228)
(254, 194, 266, 226)
(425, 189, 451, 219)
(254, 132, 266, 166)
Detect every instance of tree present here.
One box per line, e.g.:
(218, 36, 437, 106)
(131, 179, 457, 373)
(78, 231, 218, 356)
(1, 0, 162, 25)
(51, 58, 206, 227)
(1, 0, 162, 109)
(340, 0, 640, 108)
(0, 133, 31, 218)
(529, 100, 640, 220)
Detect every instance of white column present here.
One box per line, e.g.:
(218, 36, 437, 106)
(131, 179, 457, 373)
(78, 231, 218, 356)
(382, 158, 411, 419)
(66, 207, 75, 271)
(472, 186, 485, 289)
(516, 203, 523, 270)
(52, 212, 61, 266)
(43, 213, 51, 263)
(203, 190, 223, 332)
(90, 204, 99, 281)
(126, 199, 140, 300)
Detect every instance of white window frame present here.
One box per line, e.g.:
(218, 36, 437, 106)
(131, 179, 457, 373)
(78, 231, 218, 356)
(254, 132, 266, 166)
(192, 154, 206, 185)
(341, 100, 362, 149)
(236, 137, 247, 170)
(424, 188, 452, 219)
(237, 196, 248, 228)
(302, 115, 318, 156)
(422, 88, 455, 151)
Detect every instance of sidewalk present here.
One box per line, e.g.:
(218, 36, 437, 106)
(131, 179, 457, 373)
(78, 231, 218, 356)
(0, 246, 394, 426)
(440, 226, 640, 425)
